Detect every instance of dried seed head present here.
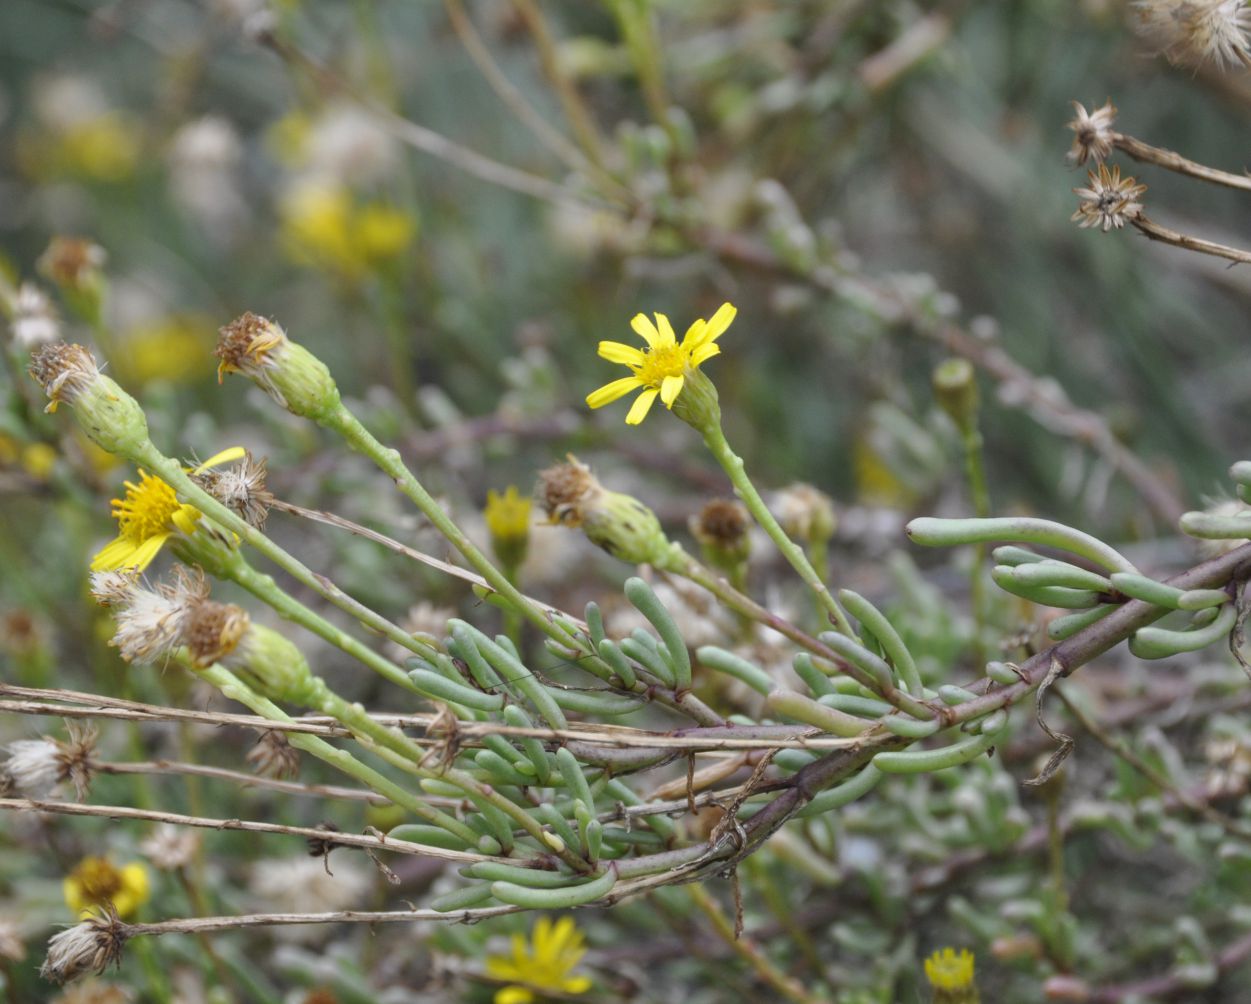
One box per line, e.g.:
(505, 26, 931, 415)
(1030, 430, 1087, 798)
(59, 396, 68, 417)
(11, 283, 61, 348)
(1071, 163, 1147, 232)
(40, 911, 129, 985)
(89, 570, 143, 608)
(536, 455, 601, 528)
(1133, 0, 1251, 69)
(247, 730, 300, 780)
(109, 568, 209, 665)
(690, 498, 751, 571)
(37, 238, 106, 292)
(4, 721, 98, 802)
(181, 599, 250, 668)
(773, 483, 837, 544)
(28, 344, 101, 414)
(191, 450, 274, 528)
(139, 824, 200, 871)
(1066, 101, 1117, 166)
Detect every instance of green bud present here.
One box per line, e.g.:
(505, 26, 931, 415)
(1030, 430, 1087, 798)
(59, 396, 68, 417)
(932, 358, 979, 433)
(670, 365, 722, 433)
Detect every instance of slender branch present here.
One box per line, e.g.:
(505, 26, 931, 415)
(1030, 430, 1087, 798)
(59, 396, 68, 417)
(95, 760, 390, 805)
(1132, 214, 1251, 266)
(1113, 132, 1251, 192)
(0, 798, 505, 864)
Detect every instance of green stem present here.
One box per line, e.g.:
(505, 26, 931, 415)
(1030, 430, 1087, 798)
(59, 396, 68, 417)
(960, 424, 991, 666)
(130, 439, 438, 665)
(192, 663, 479, 845)
(700, 423, 855, 638)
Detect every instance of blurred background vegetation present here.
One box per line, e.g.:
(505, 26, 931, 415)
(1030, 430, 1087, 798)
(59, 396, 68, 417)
(3, 0, 1251, 1001)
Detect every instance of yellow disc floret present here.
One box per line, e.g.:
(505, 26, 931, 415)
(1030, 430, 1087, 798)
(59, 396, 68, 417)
(925, 947, 975, 991)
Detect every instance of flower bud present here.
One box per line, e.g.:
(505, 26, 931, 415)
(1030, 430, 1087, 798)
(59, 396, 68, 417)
(773, 482, 837, 545)
(933, 358, 979, 435)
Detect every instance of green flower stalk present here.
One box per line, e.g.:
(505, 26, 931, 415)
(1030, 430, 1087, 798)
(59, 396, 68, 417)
(585, 303, 855, 637)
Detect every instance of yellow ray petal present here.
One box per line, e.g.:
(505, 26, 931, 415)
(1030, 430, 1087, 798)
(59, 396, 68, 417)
(91, 535, 138, 572)
(597, 341, 646, 366)
(690, 342, 721, 367)
(171, 505, 201, 536)
(630, 312, 661, 348)
(654, 312, 677, 347)
(702, 302, 737, 343)
(128, 533, 173, 571)
(680, 318, 708, 349)
(660, 373, 685, 407)
(625, 387, 659, 425)
(586, 376, 644, 409)
(193, 446, 247, 473)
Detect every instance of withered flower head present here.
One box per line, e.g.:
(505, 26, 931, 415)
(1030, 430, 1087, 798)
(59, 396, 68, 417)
(139, 823, 200, 871)
(1133, 0, 1251, 69)
(109, 567, 209, 665)
(181, 599, 250, 668)
(247, 730, 300, 780)
(40, 910, 129, 986)
(191, 450, 274, 529)
(89, 570, 142, 609)
(2, 720, 98, 801)
(773, 482, 837, 544)
(1071, 163, 1147, 232)
(28, 344, 101, 414)
(1066, 100, 1117, 166)
(536, 455, 600, 528)
(216, 312, 340, 420)
(11, 283, 61, 348)
(690, 499, 749, 549)
(38, 238, 106, 292)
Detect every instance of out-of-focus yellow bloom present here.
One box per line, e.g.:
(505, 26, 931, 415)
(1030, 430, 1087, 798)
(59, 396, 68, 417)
(116, 315, 215, 385)
(21, 443, 58, 480)
(279, 183, 414, 281)
(64, 857, 150, 920)
(485, 485, 532, 572)
(587, 303, 735, 425)
(853, 432, 919, 509)
(485, 916, 592, 1004)
(91, 447, 245, 572)
(925, 947, 978, 1003)
(21, 114, 141, 183)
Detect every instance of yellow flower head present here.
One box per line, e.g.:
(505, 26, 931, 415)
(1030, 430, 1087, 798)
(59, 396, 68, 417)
(64, 857, 150, 920)
(485, 486, 532, 545)
(925, 947, 975, 991)
(587, 302, 736, 425)
(485, 916, 592, 1004)
(90, 447, 245, 573)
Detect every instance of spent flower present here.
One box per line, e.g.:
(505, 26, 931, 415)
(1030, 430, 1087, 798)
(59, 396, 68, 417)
(1134, 0, 1251, 69)
(10, 282, 61, 348)
(216, 313, 341, 421)
(587, 302, 735, 426)
(1071, 164, 1147, 232)
(40, 911, 129, 986)
(2, 721, 97, 800)
(485, 916, 592, 1004)
(1066, 101, 1117, 166)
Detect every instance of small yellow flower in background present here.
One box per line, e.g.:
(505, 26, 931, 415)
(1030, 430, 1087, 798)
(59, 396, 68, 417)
(64, 857, 150, 920)
(21, 443, 58, 481)
(925, 947, 978, 1003)
(587, 302, 735, 425)
(279, 182, 414, 281)
(485, 485, 532, 572)
(485, 916, 592, 1004)
(20, 114, 141, 184)
(266, 111, 313, 169)
(91, 447, 245, 572)
(115, 314, 215, 386)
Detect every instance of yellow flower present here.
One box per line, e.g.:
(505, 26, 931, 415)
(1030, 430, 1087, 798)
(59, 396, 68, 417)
(485, 916, 592, 1004)
(485, 486, 532, 542)
(586, 302, 735, 425)
(63, 857, 150, 920)
(279, 182, 414, 281)
(90, 447, 245, 573)
(116, 315, 215, 385)
(925, 947, 976, 993)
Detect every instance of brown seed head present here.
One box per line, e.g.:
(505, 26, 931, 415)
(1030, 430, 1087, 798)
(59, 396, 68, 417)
(1066, 101, 1117, 166)
(38, 238, 106, 291)
(182, 600, 250, 668)
(247, 729, 300, 779)
(536, 455, 601, 528)
(192, 450, 274, 528)
(40, 909, 128, 985)
(691, 499, 749, 549)
(28, 344, 101, 413)
(215, 312, 288, 383)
